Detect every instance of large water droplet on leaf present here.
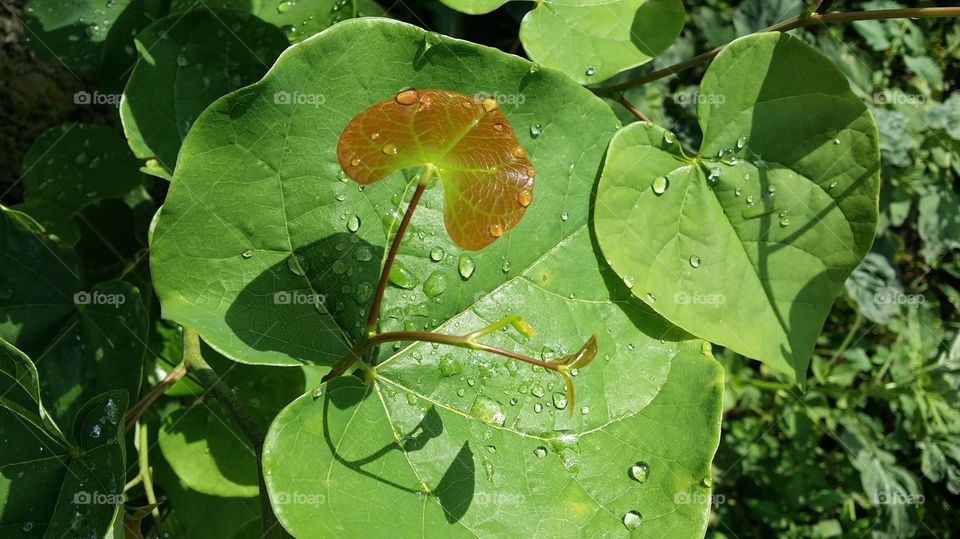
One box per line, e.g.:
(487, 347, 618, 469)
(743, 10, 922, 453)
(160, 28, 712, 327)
(629, 462, 649, 483)
(622, 511, 643, 530)
(652, 176, 668, 195)
(458, 255, 475, 280)
(469, 396, 506, 427)
(423, 271, 448, 298)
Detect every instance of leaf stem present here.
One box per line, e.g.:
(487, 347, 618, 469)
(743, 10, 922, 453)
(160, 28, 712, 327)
(181, 328, 281, 538)
(617, 94, 651, 123)
(599, 7, 960, 93)
(124, 362, 187, 433)
(137, 422, 162, 529)
(365, 168, 433, 335)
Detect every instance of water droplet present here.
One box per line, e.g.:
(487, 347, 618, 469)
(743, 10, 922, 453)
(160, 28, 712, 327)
(461, 100, 473, 109)
(395, 88, 418, 105)
(622, 511, 643, 530)
(21, 522, 34, 532)
(176, 54, 188, 67)
(652, 176, 668, 195)
(347, 214, 361, 233)
(534, 403, 543, 413)
(623, 275, 635, 289)
(489, 223, 504, 238)
(501, 259, 511, 273)
(424, 31, 441, 50)
(585, 66, 596, 77)
(828, 181, 838, 190)
(646, 293, 656, 303)
(534, 446, 547, 459)
(369, 132, 381, 141)
(241, 249, 254, 259)
(388, 262, 419, 289)
(566, 162, 575, 176)
(529, 123, 542, 138)
(629, 462, 649, 483)
(734, 186, 742, 197)
(423, 271, 448, 298)
(779, 216, 790, 227)
(833, 138, 841, 145)
(552, 393, 567, 410)
(429, 247, 444, 262)
(736, 136, 747, 149)
(277, 0, 293, 13)
(381, 143, 398, 155)
(457, 388, 466, 397)
(439, 354, 462, 377)
(746, 195, 756, 206)
(560, 211, 569, 222)
(529, 63, 541, 74)
(337, 170, 348, 182)
(580, 405, 590, 415)
(663, 131, 676, 144)
(353, 245, 373, 262)
(743, 173, 751, 181)
(689, 255, 701, 268)
(287, 254, 307, 275)
(89, 424, 102, 438)
(517, 188, 533, 207)
(350, 157, 361, 167)
(493, 122, 504, 131)
(700, 477, 713, 488)
(469, 396, 505, 427)
(458, 256, 475, 280)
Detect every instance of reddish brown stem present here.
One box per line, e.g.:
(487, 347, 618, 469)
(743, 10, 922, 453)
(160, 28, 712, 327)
(617, 94, 651, 123)
(124, 362, 187, 433)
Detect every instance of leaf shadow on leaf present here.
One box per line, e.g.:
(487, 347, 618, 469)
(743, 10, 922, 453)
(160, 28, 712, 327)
(321, 377, 476, 523)
(223, 234, 383, 365)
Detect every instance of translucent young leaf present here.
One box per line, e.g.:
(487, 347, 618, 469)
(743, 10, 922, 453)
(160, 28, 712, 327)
(337, 89, 535, 250)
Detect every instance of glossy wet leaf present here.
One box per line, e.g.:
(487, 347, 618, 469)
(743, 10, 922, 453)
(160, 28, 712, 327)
(337, 89, 534, 250)
(149, 19, 722, 535)
(439, 0, 686, 84)
(120, 10, 288, 172)
(595, 32, 880, 383)
(168, 0, 385, 43)
(0, 207, 148, 426)
(13, 123, 143, 244)
(22, 0, 149, 73)
(150, 18, 620, 366)
(0, 389, 128, 537)
(0, 339, 68, 447)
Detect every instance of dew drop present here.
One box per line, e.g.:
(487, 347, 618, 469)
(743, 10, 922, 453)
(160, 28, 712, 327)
(458, 256, 475, 280)
(489, 223, 504, 238)
(689, 255, 701, 268)
(646, 293, 656, 303)
(176, 54, 189, 67)
(388, 262, 419, 289)
(734, 186, 742, 197)
(277, 0, 293, 13)
(501, 259, 511, 273)
(833, 138, 841, 145)
(529, 63, 541, 74)
(622, 511, 643, 530)
(560, 211, 569, 222)
(629, 462, 650, 483)
(663, 131, 676, 144)
(381, 143, 398, 155)
(517, 188, 533, 207)
(22, 522, 34, 532)
(349, 157, 361, 167)
(287, 254, 307, 275)
(746, 195, 756, 206)
(534, 446, 547, 459)
(529, 123, 542, 138)
(700, 477, 713, 488)
(533, 403, 543, 413)
(585, 66, 596, 77)
(423, 271, 448, 298)
(89, 424, 102, 439)
(347, 214, 361, 233)
(395, 88, 418, 105)
(486, 445, 497, 454)
(779, 216, 790, 227)
(461, 100, 473, 109)
(828, 181, 838, 190)
(493, 122, 504, 131)
(241, 249, 254, 259)
(353, 246, 373, 262)
(652, 176, 669, 195)
(623, 275, 635, 289)
(439, 354, 462, 377)
(552, 393, 567, 410)
(469, 396, 506, 427)
(580, 405, 590, 415)
(370, 132, 381, 141)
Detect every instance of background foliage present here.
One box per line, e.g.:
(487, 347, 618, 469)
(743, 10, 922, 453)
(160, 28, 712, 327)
(0, 0, 957, 537)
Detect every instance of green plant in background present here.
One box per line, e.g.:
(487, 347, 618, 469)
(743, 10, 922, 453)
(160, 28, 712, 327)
(0, 0, 958, 537)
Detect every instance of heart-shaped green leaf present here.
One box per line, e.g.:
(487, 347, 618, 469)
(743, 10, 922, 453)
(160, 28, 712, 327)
(0, 207, 148, 426)
(120, 10, 289, 172)
(595, 32, 880, 383)
(337, 89, 534, 250)
(148, 18, 723, 535)
(439, 0, 686, 84)
(0, 382, 128, 537)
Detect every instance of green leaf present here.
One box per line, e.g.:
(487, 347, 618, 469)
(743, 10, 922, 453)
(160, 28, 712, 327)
(438, 0, 685, 84)
(150, 18, 621, 366)
(0, 390, 128, 537)
(0, 207, 148, 426)
(120, 9, 289, 171)
(157, 350, 311, 497)
(263, 280, 723, 535)
(918, 187, 960, 265)
(337, 89, 535, 250)
(22, 0, 147, 72)
(0, 338, 68, 447)
(594, 32, 880, 383)
(14, 123, 144, 243)
(168, 0, 385, 43)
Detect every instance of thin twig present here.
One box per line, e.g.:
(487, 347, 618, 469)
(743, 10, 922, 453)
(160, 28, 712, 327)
(617, 94, 651, 123)
(124, 362, 187, 433)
